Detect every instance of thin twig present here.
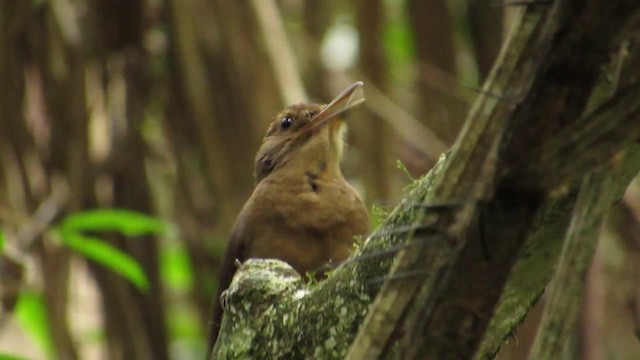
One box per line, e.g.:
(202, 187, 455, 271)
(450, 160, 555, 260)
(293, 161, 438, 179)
(17, 182, 68, 252)
(366, 269, 432, 285)
(316, 234, 449, 273)
(357, 77, 449, 161)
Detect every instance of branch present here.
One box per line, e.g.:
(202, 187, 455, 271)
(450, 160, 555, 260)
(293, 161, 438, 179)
(361, 78, 448, 162)
(476, 25, 640, 360)
(526, 153, 635, 359)
(513, 84, 640, 190)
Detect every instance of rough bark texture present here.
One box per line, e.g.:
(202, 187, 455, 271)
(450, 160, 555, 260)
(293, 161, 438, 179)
(211, 2, 640, 359)
(477, 21, 640, 360)
(527, 157, 632, 359)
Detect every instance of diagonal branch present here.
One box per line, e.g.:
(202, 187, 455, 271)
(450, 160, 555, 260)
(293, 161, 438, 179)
(527, 151, 639, 359)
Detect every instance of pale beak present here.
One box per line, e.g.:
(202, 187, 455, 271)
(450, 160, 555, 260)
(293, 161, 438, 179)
(307, 81, 365, 131)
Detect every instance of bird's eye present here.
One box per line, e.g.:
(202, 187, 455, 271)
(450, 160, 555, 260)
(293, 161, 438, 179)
(280, 117, 293, 129)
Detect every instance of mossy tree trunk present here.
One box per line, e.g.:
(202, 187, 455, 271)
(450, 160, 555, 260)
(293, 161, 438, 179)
(212, 1, 640, 359)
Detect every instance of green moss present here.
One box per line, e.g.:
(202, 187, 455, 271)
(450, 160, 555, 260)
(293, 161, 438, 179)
(475, 194, 577, 359)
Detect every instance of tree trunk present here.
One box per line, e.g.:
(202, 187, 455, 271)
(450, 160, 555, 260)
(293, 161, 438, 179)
(355, 0, 393, 203)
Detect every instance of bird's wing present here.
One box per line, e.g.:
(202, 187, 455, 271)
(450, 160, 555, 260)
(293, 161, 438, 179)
(206, 228, 247, 354)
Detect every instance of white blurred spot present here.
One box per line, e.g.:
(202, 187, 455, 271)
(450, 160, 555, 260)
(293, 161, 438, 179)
(321, 22, 359, 72)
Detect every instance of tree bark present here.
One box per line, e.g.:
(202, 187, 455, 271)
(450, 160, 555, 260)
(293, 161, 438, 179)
(527, 163, 627, 359)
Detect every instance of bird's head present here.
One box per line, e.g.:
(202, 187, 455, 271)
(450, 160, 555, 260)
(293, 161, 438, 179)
(254, 82, 365, 183)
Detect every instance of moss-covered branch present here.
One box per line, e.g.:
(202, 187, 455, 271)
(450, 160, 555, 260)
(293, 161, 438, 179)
(476, 23, 640, 360)
(527, 150, 639, 359)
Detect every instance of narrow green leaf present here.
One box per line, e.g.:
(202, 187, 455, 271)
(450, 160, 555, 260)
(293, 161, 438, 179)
(0, 353, 30, 360)
(0, 229, 5, 253)
(60, 209, 171, 237)
(15, 291, 52, 357)
(384, 17, 415, 66)
(167, 303, 203, 340)
(160, 244, 194, 292)
(59, 231, 149, 291)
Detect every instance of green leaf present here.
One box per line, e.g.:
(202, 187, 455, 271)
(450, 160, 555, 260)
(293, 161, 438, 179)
(15, 291, 52, 357)
(370, 204, 389, 231)
(160, 244, 194, 292)
(383, 0, 415, 81)
(59, 231, 149, 291)
(167, 303, 203, 340)
(0, 229, 5, 253)
(60, 209, 171, 237)
(0, 353, 31, 360)
(384, 16, 415, 66)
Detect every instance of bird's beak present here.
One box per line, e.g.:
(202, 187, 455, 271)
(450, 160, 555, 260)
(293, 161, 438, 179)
(307, 81, 365, 131)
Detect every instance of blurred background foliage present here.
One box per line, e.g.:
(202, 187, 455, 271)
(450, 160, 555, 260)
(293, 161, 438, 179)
(0, 0, 638, 359)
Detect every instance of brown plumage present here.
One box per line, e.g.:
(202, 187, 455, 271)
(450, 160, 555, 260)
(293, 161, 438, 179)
(207, 82, 370, 353)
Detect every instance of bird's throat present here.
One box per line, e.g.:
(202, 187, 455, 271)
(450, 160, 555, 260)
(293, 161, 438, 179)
(280, 125, 346, 181)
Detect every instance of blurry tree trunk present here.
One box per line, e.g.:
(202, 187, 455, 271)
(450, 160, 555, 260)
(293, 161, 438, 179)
(165, 0, 220, 322)
(209, 0, 287, 142)
(165, 0, 254, 323)
(251, 0, 308, 104)
(1, 5, 72, 360)
(166, 0, 243, 234)
(111, 52, 168, 360)
(64, 1, 171, 359)
(0, 1, 31, 209)
(356, 0, 393, 203)
(165, 0, 300, 325)
(407, 0, 464, 145)
(3, 1, 173, 358)
(468, 1, 503, 81)
(28, 1, 95, 358)
(302, 0, 330, 101)
(1, 2, 74, 357)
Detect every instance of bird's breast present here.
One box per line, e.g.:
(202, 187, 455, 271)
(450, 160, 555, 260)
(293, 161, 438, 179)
(244, 175, 369, 275)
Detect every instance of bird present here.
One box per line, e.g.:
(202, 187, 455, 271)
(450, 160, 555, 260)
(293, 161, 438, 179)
(207, 82, 371, 353)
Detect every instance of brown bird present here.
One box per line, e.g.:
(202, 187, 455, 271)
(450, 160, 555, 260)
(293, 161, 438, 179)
(207, 82, 370, 352)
